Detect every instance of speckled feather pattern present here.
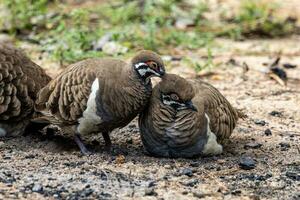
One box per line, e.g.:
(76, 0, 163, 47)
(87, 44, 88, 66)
(139, 75, 239, 157)
(35, 58, 152, 137)
(191, 79, 238, 143)
(0, 44, 51, 136)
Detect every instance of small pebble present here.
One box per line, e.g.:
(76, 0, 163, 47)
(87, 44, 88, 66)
(239, 157, 256, 170)
(286, 171, 300, 181)
(244, 142, 262, 149)
(279, 142, 290, 151)
(144, 187, 157, 196)
(254, 119, 266, 126)
(269, 111, 282, 117)
(32, 184, 43, 193)
(283, 63, 297, 69)
(180, 168, 193, 177)
(264, 129, 272, 136)
(0, 128, 6, 137)
(181, 179, 198, 187)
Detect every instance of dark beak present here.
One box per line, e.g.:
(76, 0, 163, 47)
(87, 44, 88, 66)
(185, 101, 197, 112)
(158, 67, 165, 77)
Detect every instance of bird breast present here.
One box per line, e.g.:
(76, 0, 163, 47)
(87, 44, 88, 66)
(77, 78, 102, 135)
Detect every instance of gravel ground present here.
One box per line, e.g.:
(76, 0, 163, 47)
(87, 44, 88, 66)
(1, 37, 300, 200)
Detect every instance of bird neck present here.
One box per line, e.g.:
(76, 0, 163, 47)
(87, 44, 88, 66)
(131, 63, 153, 85)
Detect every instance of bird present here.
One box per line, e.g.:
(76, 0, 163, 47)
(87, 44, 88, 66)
(33, 50, 165, 155)
(139, 73, 241, 158)
(0, 43, 51, 137)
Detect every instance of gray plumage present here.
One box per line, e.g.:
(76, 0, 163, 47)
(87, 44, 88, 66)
(139, 74, 240, 158)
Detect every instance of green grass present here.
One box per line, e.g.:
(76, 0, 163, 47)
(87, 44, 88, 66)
(0, 0, 48, 33)
(0, 0, 298, 65)
(219, 0, 297, 39)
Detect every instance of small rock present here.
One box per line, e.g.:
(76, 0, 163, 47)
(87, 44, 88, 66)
(180, 168, 193, 177)
(175, 18, 195, 29)
(102, 42, 128, 55)
(144, 187, 157, 196)
(244, 142, 262, 149)
(286, 171, 300, 181)
(264, 129, 272, 136)
(32, 184, 43, 193)
(0, 128, 6, 137)
(92, 33, 112, 51)
(239, 157, 256, 170)
(181, 179, 198, 187)
(193, 191, 209, 198)
(269, 111, 283, 117)
(231, 190, 242, 195)
(148, 180, 157, 187)
(254, 119, 266, 126)
(283, 63, 297, 69)
(279, 142, 290, 151)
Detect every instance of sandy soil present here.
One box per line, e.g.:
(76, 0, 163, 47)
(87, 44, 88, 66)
(1, 36, 300, 200)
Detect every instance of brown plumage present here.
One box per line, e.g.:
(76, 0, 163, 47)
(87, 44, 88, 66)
(139, 74, 239, 158)
(0, 43, 51, 137)
(33, 50, 165, 154)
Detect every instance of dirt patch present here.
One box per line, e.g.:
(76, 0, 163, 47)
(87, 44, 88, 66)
(1, 37, 300, 199)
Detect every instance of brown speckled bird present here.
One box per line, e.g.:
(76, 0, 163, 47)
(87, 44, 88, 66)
(0, 43, 51, 137)
(33, 50, 165, 154)
(139, 74, 240, 158)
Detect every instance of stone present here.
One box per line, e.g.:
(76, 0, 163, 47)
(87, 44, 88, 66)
(239, 157, 256, 170)
(264, 129, 272, 136)
(244, 142, 262, 149)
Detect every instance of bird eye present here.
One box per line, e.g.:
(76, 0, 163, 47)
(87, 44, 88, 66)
(151, 62, 158, 70)
(170, 93, 179, 101)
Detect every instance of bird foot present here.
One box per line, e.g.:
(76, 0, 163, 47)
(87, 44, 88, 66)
(74, 134, 92, 156)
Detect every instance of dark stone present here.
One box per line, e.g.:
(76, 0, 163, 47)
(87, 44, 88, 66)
(270, 67, 287, 81)
(244, 142, 262, 149)
(286, 171, 300, 181)
(254, 119, 266, 126)
(239, 157, 256, 170)
(25, 154, 35, 159)
(279, 142, 290, 151)
(148, 180, 157, 187)
(231, 190, 242, 195)
(180, 168, 193, 177)
(32, 184, 43, 193)
(283, 63, 297, 69)
(181, 179, 198, 187)
(264, 129, 272, 136)
(144, 187, 157, 196)
(269, 110, 283, 117)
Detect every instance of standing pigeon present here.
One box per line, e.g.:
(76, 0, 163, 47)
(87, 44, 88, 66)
(34, 50, 165, 154)
(0, 43, 51, 137)
(139, 74, 240, 158)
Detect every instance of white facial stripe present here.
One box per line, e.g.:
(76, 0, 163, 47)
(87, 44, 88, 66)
(135, 62, 147, 69)
(135, 62, 160, 77)
(137, 68, 160, 77)
(162, 94, 185, 107)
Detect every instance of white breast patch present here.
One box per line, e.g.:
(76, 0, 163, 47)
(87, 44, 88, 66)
(202, 113, 223, 155)
(77, 78, 102, 135)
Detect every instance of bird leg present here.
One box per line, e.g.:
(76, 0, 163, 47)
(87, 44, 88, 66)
(74, 134, 91, 155)
(102, 132, 112, 150)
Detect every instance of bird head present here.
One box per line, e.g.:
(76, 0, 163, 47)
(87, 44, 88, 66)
(158, 74, 197, 112)
(132, 50, 165, 81)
